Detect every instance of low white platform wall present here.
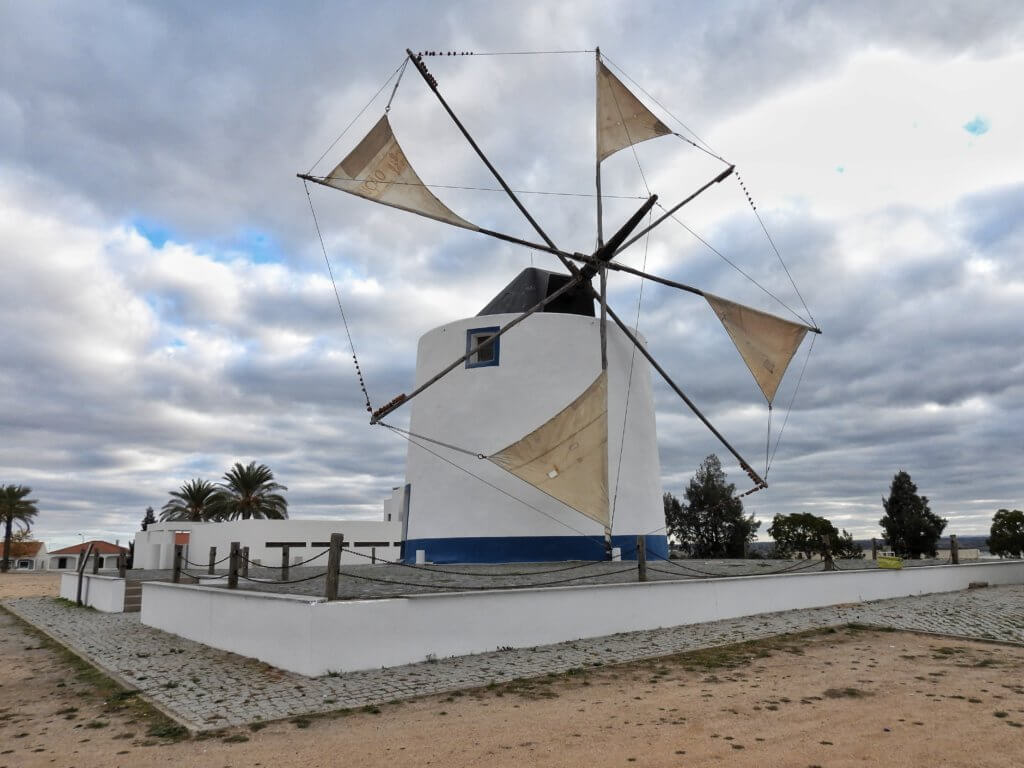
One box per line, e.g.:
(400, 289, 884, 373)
(59, 572, 126, 613)
(141, 560, 1024, 677)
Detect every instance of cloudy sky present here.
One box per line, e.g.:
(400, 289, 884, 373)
(2, 1, 1022, 550)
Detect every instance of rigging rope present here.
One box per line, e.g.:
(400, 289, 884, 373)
(733, 170, 818, 328)
(610, 209, 653, 531)
(343, 543, 634, 577)
(308, 174, 648, 199)
(379, 421, 484, 458)
(416, 49, 595, 57)
(304, 181, 374, 413)
(307, 57, 409, 174)
(767, 332, 816, 474)
(654, 202, 813, 327)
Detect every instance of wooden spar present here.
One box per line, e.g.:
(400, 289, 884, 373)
(406, 49, 559, 252)
(615, 164, 735, 256)
(595, 47, 604, 250)
(599, 265, 608, 371)
(570, 254, 824, 333)
(370, 269, 590, 424)
(601, 298, 767, 488)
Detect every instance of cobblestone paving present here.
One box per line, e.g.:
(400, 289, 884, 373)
(5, 584, 1022, 731)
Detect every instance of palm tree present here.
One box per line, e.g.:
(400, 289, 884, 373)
(215, 462, 288, 520)
(160, 478, 221, 522)
(1, 484, 39, 572)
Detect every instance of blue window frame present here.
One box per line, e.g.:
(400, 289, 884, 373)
(466, 326, 500, 368)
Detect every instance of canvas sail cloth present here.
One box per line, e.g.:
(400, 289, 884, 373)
(324, 115, 478, 231)
(596, 61, 671, 162)
(705, 294, 810, 403)
(489, 371, 610, 527)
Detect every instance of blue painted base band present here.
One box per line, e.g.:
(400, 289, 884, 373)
(401, 534, 668, 564)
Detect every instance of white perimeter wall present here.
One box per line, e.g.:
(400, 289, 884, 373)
(133, 520, 403, 570)
(405, 313, 662, 542)
(59, 572, 126, 613)
(141, 560, 1024, 677)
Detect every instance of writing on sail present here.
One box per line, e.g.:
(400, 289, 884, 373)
(355, 147, 408, 199)
(325, 114, 478, 230)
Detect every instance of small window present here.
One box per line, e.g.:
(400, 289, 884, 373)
(466, 326, 500, 368)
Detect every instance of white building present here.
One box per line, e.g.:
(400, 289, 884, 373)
(0, 540, 47, 570)
(132, 517, 404, 570)
(401, 268, 667, 563)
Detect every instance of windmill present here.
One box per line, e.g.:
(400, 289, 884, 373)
(299, 49, 820, 564)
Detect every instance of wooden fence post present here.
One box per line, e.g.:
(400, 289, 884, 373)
(117, 553, 126, 578)
(871, 538, 878, 561)
(371, 546, 377, 565)
(208, 546, 216, 575)
(636, 536, 647, 582)
(241, 547, 250, 578)
(821, 534, 835, 571)
(92, 550, 100, 574)
(281, 545, 290, 582)
(325, 533, 344, 601)
(950, 534, 959, 564)
(228, 541, 240, 589)
(76, 543, 94, 606)
(172, 544, 183, 583)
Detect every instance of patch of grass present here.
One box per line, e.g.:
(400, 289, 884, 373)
(145, 722, 189, 741)
(994, 711, 1008, 718)
(291, 717, 312, 729)
(55, 706, 79, 715)
(222, 733, 250, 743)
(249, 721, 268, 732)
(824, 687, 872, 699)
(0, 605, 189, 742)
(84, 719, 109, 729)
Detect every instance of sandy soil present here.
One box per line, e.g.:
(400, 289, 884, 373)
(0, 571, 62, 598)
(2, 573, 1023, 767)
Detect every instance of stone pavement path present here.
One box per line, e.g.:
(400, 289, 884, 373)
(5, 586, 1023, 732)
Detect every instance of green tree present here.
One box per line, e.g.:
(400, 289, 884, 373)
(987, 509, 1024, 559)
(141, 506, 156, 531)
(1, 484, 39, 573)
(879, 470, 946, 558)
(160, 478, 220, 522)
(665, 455, 759, 558)
(768, 512, 864, 559)
(215, 462, 288, 520)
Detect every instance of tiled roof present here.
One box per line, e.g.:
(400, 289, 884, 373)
(0, 541, 44, 558)
(48, 540, 128, 556)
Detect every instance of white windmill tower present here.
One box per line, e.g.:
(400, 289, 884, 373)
(300, 48, 819, 564)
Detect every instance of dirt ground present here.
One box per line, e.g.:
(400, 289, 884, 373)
(2, 572, 1023, 768)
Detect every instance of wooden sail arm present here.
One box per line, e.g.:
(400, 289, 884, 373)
(406, 49, 560, 253)
(564, 253, 824, 334)
(614, 165, 735, 257)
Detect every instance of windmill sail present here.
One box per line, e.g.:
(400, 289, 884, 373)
(489, 371, 610, 527)
(324, 115, 478, 230)
(596, 61, 671, 163)
(705, 294, 810, 403)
